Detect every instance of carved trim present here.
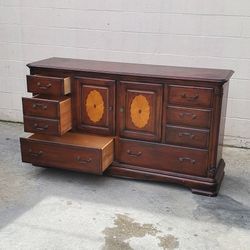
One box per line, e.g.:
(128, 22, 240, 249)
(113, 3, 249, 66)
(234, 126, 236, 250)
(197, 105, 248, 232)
(208, 166, 217, 178)
(214, 87, 223, 97)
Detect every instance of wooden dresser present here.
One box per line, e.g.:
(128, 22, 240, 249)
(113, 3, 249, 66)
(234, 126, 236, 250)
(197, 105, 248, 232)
(20, 57, 234, 196)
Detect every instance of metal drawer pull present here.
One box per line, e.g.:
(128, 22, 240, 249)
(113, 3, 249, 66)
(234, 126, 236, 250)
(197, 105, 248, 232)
(76, 156, 92, 164)
(181, 93, 199, 100)
(28, 149, 43, 157)
(127, 150, 142, 157)
(33, 123, 49, 131)
(32, 103, 48, 110)
(179, 112, 197, 120)
(178, 132, 195, 139)
(178, 157, 196, 164)
(37, 82, 52, 89)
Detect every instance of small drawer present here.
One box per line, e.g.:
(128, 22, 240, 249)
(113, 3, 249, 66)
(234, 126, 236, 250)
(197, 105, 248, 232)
(118, 139, 208, 177)
(24, 113, 71, 136)
(26, 75, 71, 95)
(20, 133, 114, 175)
(167, 106, 211, 129)
(168, 85, 213, 108)
(22, 95, 71, 119)
(24, 116, 60, 135)
(165, 125, 209, 149)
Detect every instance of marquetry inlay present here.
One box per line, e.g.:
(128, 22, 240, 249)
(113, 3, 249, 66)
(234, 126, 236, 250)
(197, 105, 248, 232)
(130, 94, 150, 128)
(86, 90, 104, 123)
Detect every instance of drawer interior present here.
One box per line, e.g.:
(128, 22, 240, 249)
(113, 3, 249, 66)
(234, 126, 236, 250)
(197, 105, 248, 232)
(20, 133, 114, 174)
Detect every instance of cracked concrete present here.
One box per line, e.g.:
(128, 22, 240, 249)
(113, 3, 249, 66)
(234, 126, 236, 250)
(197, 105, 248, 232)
(0, 121, 249, 250)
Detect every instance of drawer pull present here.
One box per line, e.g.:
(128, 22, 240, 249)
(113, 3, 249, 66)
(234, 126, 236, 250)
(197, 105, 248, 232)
(178, 132, 195, 139)
(33, 123, 49, 131)
(181, 93, 199, 100)
(179, 112, 197, 120)
(32, 103, 48, 110)
(178, 157, 196, 164)
(76, 156, 92, 164)
(37, 82, 52, 89)
(127, 150, 142, 157)
(28, 149, 43, 157)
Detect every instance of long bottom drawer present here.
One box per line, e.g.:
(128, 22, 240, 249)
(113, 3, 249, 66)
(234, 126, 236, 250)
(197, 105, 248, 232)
(118, 139, 208, 177)
(20, 133, 114, 175)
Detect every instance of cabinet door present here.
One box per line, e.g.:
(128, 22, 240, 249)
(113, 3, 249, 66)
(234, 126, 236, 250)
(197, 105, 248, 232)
(118, 81, 163, 142)
(76, 77, 115, 135)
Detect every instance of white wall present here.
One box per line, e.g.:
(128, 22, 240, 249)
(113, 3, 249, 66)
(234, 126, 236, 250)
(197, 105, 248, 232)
(1, 0, 250, 147)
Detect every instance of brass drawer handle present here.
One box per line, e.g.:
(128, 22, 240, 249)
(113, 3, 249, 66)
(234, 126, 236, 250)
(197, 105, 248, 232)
(76, 156, 92, 164)
(127, 150, 142, 157)
(179, 112, 197, 120)
(33, 123, 49, 131)
(181, 93, 199, 100)
(32, 103, 48, 110)
(178, 157, 196, 164)
(178, 132, 195, 139)
(28, 149, 43, 157)
(37, 82, 52, 90)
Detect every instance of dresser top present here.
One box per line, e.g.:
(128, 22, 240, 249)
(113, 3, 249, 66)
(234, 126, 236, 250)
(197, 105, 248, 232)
(28, 57, 234, 84)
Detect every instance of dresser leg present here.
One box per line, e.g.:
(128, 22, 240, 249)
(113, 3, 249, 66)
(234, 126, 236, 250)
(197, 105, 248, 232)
(191, 176, 224, 197)
(191, 161, 225, 197)
(191, 183, 221, 197)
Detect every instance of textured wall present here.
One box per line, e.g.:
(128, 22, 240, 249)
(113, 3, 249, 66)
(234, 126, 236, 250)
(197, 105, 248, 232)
(1, 0, 250, 147)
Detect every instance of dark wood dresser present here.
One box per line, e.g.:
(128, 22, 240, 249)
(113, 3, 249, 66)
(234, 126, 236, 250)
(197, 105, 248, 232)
(20, 57, 234, 196)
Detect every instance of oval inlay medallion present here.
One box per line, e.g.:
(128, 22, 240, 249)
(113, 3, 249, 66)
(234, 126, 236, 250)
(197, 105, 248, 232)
(86, 90, 104, 123)
(130, 94, 150, 128)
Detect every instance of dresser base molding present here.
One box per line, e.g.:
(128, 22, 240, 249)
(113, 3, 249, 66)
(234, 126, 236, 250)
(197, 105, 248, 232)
(105, 159, 225, 196)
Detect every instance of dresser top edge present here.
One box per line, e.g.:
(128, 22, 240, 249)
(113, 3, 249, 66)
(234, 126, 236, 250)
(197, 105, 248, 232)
(27, 57, 234, 84)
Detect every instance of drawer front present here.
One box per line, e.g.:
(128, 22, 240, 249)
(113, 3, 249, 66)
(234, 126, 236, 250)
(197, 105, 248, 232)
(22, 96, 59, 119)
(24, 116, 60, 135)
(165, 125, 209, 149)
(167, 106, 211, 128)
(168, 85, 213, 108)
(20, 138, 101, 174)
(27, 75, 71, 95)
(118, 139, 208, 176)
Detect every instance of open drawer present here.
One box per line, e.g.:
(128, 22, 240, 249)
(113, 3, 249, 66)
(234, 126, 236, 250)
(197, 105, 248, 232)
(22, 95, 72, 136)
(22, 95, 71, 119)
(26, 75, 71, 96)
(20, 133, 114, 175)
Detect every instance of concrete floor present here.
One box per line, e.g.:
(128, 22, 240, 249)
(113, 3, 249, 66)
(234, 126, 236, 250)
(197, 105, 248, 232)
(0, 122, 249, 250)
